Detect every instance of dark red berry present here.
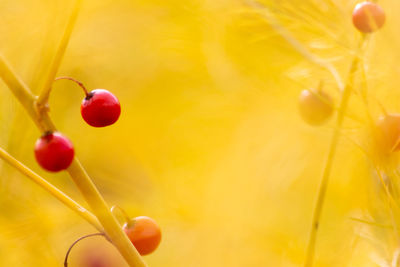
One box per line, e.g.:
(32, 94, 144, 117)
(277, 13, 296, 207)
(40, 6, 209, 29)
(352, 2, 385, 33)
(81, 89, 121, 127)
(123, 216, 161, 256)
(298, 89, 334, 126)
(34, 132, 74, 172)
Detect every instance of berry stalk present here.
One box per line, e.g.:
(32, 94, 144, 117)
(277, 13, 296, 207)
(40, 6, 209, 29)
(0, 146, 102, 232)
(66, 159, 148, 267)
(55, 76, 90, 97)
(303, 38, 366, 267)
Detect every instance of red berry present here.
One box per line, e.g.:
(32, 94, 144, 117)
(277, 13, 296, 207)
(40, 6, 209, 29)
(352, 2, 385, 33)
(375, 114, 400, 153)
(123, 216, 161, 255)
(298, 89, 334, 126)
(81, 89, 121, 127)
(34, 132, 74, 172)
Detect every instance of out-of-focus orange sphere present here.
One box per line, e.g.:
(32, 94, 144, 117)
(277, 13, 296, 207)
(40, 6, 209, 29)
(352, 2, 385, 33)
(375, 113, 400, 153)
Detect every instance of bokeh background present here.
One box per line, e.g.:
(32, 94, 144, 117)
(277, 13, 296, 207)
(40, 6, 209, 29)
(0, 0, 399, 266)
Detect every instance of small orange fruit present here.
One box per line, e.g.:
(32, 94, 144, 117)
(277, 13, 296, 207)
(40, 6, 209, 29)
(123, 216, 161, 256)
(375, 114, 400, 153)
(352, 2, 385, 33)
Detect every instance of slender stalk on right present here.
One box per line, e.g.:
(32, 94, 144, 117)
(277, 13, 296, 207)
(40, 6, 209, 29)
(304, 38, 365, 267)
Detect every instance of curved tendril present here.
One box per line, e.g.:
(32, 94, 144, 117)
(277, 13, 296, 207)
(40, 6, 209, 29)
(64, 233, 106, 267)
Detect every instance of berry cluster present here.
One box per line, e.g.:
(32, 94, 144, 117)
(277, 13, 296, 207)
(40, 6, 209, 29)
(34, 78, 121, 172)
(34, 78, 162, 257)
(298, 2, 395, 154)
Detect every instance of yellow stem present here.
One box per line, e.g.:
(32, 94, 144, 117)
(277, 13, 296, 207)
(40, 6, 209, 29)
(0, 54, 55, 132)
(244, 2, 367, 265)
(37, 0, 82, 106)
(0, 147, 102, 231)
(304, 39, 365, 267)
(66, 160, 147, 266)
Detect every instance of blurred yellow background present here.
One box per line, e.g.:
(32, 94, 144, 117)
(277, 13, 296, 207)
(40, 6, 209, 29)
(0, 0, 399, 266)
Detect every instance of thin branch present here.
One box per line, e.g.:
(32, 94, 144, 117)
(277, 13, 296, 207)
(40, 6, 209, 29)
(304, 38, 365, 267)
(66, 159, 147, 266)
(37, 0, 83, 106)
(0, 54, 55, 132)
(241, 3, 364, 265)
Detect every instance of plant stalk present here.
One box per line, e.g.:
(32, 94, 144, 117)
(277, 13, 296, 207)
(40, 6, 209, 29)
(37, 0, 83, 106)
(303, 39, 365, 267)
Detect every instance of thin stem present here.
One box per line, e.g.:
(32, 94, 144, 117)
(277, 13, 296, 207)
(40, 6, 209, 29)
(37, 0, 83, 106)
(0, 147, 103, 232)
(66, 160, 147, 266)
(55, 76, 90, 97)
(304, 39, 365, 267)
(243, 2, 364, 264)
(111, 205, 132, 224)
(64, 233, 106, 267)
(0, 54, 56, 132)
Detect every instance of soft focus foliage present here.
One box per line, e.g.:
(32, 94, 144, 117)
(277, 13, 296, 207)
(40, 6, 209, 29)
(0, 0, 399, 266)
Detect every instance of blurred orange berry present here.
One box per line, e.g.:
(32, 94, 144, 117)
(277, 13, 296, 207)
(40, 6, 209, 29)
(352, 2, 385, 33)
(375, 114, 400, 153)
(298, 89, 334, 126)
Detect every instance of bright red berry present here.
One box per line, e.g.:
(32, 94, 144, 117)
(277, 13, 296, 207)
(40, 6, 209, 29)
(352, 2, 385, 33)
(123, 216, 161, 256)
(298, 89, 334, 126)
(34, 132, 74, 172)
(81, 89, 121, 127)
(375, 114, 400, 153)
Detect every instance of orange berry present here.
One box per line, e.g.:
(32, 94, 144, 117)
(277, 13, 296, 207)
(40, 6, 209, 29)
(375, 114, 400, 153)
(123, 216, 161, 255)
(352, 2, 385, 33)
(298, 89, 334, 126)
